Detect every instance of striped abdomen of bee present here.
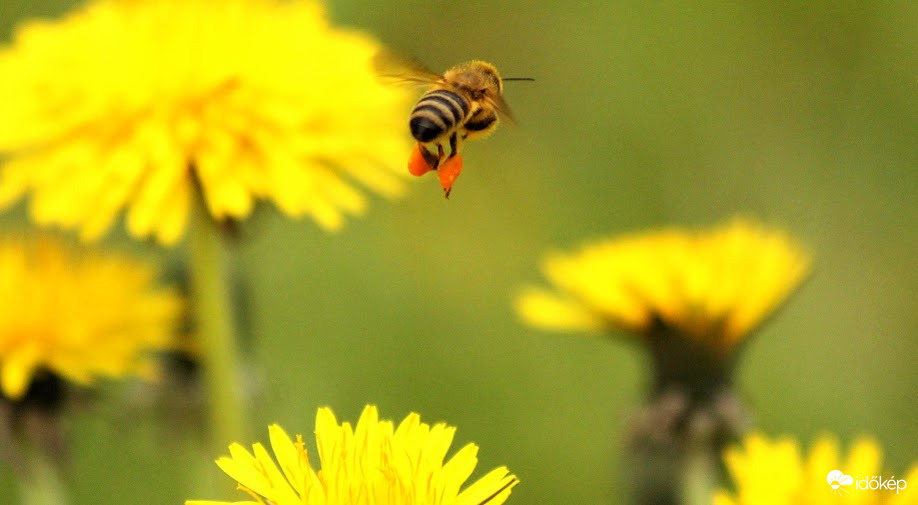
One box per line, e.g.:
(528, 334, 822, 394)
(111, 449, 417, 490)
(409, 89, 472, 143)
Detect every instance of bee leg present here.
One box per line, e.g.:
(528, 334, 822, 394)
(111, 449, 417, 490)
(409, 143, 440, 176)
(420, 143, 441, 169)
(448, 132, 460, 159)
(438, 132, 464, 199)
(435, 143, 446, 169)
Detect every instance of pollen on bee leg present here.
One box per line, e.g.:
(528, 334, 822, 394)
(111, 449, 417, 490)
(408, 144, 435, 176)
(438, 154, 463, 199)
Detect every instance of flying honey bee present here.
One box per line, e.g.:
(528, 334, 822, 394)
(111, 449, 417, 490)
(375, 53, 533, 198)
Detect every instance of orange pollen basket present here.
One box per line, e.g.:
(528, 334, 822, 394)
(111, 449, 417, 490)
(438, 155, 463, 198)
(407, 144, 464, 198)
(408, 144, 434, 176)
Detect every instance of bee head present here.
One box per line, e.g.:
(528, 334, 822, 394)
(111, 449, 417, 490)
(444, 61, 503, 100)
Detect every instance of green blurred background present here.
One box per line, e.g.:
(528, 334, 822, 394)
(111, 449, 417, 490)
(1, 1, 916, 504)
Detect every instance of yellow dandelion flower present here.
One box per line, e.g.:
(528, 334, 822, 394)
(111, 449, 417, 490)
(0, 235, 182, 400)
(715, 432, 918, 505)
(187, 405, 519, 505)
(515, 217, 811, 354)
(0, 0, 412, 245)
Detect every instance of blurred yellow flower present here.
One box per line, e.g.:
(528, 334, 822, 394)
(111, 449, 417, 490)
(187, 405, 519, 505)
(0, 0, 412, 245)
(0, 235, 182, 400)
(515, 217, 810, 353)
(715, 432, 918, 505)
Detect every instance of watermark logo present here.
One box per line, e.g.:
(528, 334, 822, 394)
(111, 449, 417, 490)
(827, 470, 852, 495)
(827, 470, 908, 495)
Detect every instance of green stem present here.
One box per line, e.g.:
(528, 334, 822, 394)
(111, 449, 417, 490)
(681, 443, 718, 505)
(19, 447, 68, 505)
(629, 433, 721, 505)
(188, 201, 247, 451)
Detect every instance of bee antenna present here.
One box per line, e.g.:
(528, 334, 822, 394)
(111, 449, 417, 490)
(502, 77, 535, 82)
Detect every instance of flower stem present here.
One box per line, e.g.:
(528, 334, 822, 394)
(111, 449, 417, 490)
(19, 447, 68, 505)
(629, 433, 720, 505)
(628, 326, 747, 505)
(681, 442, 718, 505)
(188, 199, 247, 450)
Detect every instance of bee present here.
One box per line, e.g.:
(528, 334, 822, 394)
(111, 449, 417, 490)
(376, 54, 533, 198)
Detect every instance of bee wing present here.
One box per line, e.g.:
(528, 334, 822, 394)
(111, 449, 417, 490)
(372, 50, 444, 86)
(487, 93, 518, 125)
